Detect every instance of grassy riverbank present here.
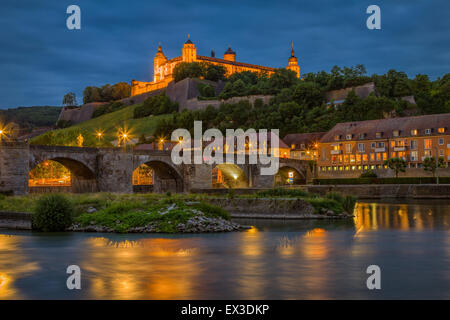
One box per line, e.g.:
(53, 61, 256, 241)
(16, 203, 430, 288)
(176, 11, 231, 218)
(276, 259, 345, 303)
(0, 189, 355, 233)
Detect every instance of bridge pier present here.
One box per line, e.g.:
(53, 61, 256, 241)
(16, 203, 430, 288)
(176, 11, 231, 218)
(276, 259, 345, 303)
(96, 149, 134, 193)
(0, 142, 29, 195)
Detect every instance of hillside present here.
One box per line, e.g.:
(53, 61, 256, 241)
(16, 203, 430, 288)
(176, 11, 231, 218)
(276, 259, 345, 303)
(31, 103, 170, 147)
(0, 106, 61, 129)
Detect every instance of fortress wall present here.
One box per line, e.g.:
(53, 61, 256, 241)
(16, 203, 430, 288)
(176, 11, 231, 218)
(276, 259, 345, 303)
(325, 82, 376, 103)
(57, 102, 107, 124)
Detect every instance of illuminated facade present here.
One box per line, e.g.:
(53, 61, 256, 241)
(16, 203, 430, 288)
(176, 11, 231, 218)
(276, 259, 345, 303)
(131, 36, 301, 96)
(316, 113, 450, 175)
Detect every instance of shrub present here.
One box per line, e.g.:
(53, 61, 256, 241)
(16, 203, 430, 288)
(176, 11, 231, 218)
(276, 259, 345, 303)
(325, 191, 345, 203)
(342, 195, 357, 214)
(92, 101, 126, 118)
(133, 93, 178, 118)
(32, 194, 74, 231)
(198, 83, 215, 98)
(360, 169, 377, 178)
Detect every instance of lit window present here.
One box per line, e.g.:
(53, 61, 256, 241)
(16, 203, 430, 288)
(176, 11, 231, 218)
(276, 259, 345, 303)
(438, 127, 445, 134)
(410, 129, 418, 136)
(393, 130, 400, 137)
(376, 132, 383, 138)
(424, 139, 432, 149)
(345, 144, 352, 153)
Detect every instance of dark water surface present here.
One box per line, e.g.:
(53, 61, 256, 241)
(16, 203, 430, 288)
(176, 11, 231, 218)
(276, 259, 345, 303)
(0, 199, 449, 299)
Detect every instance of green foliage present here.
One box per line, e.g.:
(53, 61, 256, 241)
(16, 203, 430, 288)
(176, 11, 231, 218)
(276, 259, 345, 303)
(31, 127, 112, 147)
(92, 101, 126, 118)
(173, 62, 226, 83)
(32, 194, 74, 231)
(0, 106, 61, 130)
(360, 169, 377, 178)
(314, 177, 450, 185)
(384, 157, 407, 178)
(256, 188, 309, 198)
(325, 192, 356, 213)
(197, 83, 215, 98)
(423, 157, 445, 177)
(190, 202, 230, 220)
(133, 93, 178, 118)
(75, 200, 230, 233)
(56, 119, 72, 129)
(83, 82, 131, 104)
(306, 198, 344, 214)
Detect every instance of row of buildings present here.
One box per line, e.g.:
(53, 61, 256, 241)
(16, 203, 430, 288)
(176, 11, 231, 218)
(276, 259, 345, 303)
(287, 113, 450, 178)
(137, 113, 450, 179)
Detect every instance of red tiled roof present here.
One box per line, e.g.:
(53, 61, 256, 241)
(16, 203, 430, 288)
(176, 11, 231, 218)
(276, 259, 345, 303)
(283, 132, 326, 149)
(320, 113, 450, 143)
(197, 55, 276, 72)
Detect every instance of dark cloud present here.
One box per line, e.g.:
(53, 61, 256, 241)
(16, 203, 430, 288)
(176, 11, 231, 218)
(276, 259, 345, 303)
(0, 0, 448, 108)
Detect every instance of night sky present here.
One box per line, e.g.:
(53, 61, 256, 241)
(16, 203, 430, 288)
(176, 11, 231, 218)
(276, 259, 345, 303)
(1, 0, 449, 108)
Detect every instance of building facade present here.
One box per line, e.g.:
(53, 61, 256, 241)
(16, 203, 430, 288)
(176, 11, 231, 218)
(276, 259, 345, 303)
(283, 132, 325, 160)
(131, 36, 301, 96)
(316, 114, 450, 177)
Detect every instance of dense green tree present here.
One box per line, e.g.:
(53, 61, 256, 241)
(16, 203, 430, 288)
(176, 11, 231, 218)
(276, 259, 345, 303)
(384, 158, 407, 178)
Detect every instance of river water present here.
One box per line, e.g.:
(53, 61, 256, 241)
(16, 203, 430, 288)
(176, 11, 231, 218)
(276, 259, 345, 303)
(0, 199, 449, 300)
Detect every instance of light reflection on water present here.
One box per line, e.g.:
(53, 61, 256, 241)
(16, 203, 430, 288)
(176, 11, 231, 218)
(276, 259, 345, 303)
(0, 199, 449, 300)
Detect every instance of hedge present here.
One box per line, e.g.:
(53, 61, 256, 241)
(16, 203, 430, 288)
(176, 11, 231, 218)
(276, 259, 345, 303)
(313, 177, 450, 185)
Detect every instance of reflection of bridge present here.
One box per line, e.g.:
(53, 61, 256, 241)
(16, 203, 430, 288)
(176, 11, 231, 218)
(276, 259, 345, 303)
(0, 142, 311, 195)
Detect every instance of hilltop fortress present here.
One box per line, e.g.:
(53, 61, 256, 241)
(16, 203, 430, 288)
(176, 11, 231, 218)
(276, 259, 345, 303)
(130, 35, 301, 96)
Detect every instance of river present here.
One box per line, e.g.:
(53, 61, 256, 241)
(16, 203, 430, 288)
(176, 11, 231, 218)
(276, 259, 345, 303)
(0, 199, 449, 299)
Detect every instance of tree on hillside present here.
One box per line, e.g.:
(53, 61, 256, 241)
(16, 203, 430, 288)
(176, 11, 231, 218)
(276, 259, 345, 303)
(384, 158, 407, 178)
(62, 92, 77, 107)
(423, 156, 445, 183)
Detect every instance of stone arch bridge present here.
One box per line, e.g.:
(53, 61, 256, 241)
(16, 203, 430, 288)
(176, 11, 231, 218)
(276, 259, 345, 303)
(0, 142, 311, 195)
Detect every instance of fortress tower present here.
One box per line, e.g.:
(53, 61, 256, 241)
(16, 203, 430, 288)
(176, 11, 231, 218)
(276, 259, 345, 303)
(286, 42, 300, 78)
(182, 34, 197, 62)
(154, 45, 168, 82)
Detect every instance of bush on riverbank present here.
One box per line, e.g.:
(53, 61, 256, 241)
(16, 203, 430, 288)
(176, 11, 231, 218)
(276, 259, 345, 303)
(32, 194, 74, 231)
(254, 188, 355, 214)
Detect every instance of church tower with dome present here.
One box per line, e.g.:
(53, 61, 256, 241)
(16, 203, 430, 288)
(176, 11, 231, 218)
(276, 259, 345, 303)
(286, 42, 301, 78)
(131, 36, 301, 96)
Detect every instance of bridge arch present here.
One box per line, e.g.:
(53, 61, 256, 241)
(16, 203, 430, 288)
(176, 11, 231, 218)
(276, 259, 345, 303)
(28, 157, 98, 193)
(275, 163, 306, 186)
(212, 163, 249, 188)
(133, 158, 184, 193)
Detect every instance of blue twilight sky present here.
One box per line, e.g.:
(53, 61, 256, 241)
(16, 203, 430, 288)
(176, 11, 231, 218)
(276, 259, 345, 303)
(0, 0, 449, 108)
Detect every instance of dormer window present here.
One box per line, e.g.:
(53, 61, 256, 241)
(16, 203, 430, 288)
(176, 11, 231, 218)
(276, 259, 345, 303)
(334, 135, 341, 141)
(393, 130, 400, 137)
(376, 132, 383, 138)
(425, 129, 431, 135)
(411, 129, 418, 136)
(346, 134, 353, 140)
(359, 133, 366, 139)
(438, 127, 445, 134)
(291, 144, 295, 149)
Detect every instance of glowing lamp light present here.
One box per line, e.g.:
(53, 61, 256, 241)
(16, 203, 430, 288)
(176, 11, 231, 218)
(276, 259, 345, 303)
(232, 174, 238, 180)
(288, 171, 294, 178)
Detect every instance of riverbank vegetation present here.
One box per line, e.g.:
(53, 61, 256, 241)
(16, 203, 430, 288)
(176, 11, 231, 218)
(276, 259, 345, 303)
(0, 189, 356, 232)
